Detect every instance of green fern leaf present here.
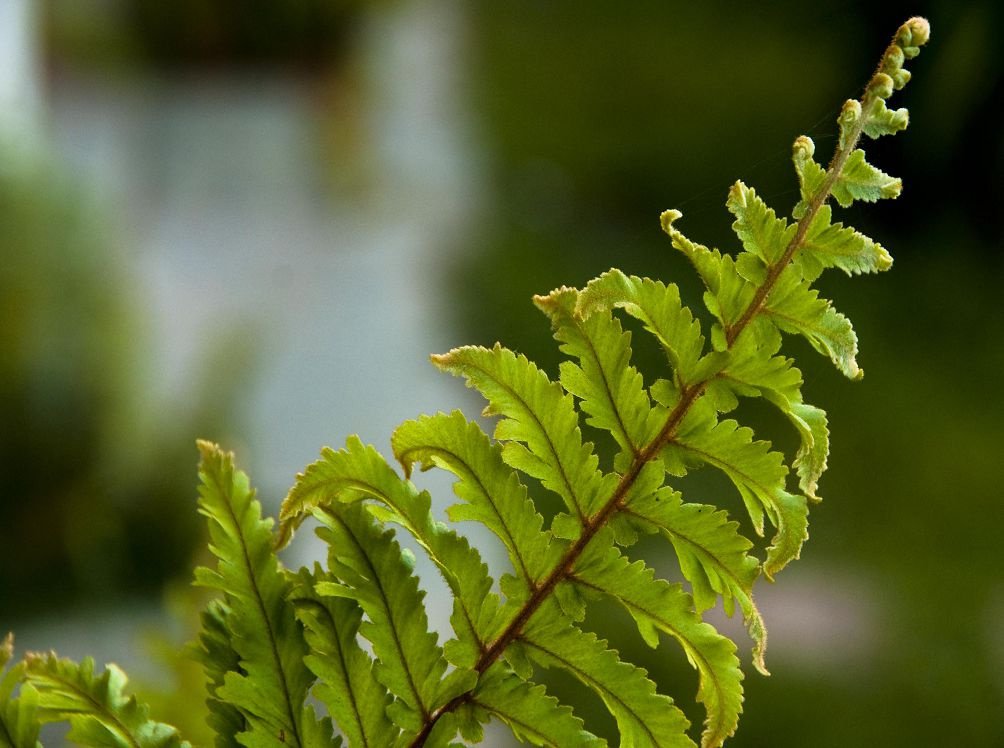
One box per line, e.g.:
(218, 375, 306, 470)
(614, 465, 767, 672)
(1, 635, 40, 748)
(658, 392, 808, 577)
(193, 441, 316, 747)
(298, 716, 342, 748)
(24, 654, 188, 748)
(391, 411, 557, 593)
(713, 324, 829, 500)
(290, 567, 396, 748)
(761, 269, 861, 379)
(659, 212, 721, 296)
(571, 538, 744, 747)
(535, 286, 660, 465)
(862, 97, 909, 138)
(726, 182, 794, 266)
(786, 401, 829, 501)
(711, 323, 802, 409)
(194, 600, 246, 747)
(313, 504, 451, 736)
(432, 344, 616, 533)
(573, 270, 712, 387)
(830, 149, 901, 207)
(790, 137, 829, 219)
(470, 665, 605, 747)
(798, 205, 893, 279)
(727, 180, 892, 282)
(660, 215, 760, 339)
(278, 437, 498, 667)
(520, 605, 693, 748)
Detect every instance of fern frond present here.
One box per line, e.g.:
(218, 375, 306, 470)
(193, 441, 319, 747)
(614, 470, 767, 672)
(575, 270, 716, 387)
(798, 205, 892, 279)
(656, 222, 757, 337)
(378, 18, 928, 746)
(829, 148, 902, 207)
(657, 388, 808, 577)
(708, 323, 829, 499)
(391, 411, 558, 594)
(279, 436, 499, 667)
(726, 182, 795, 267)
(760, 268, 861, 379)
(571, 538, 743, 746)
(24, 654, 187, 747)
(194, 600, 245, 746)
(786, 401, 829, 501)
(519, 606, 693, 748)
(469, 665, 605, 747)
(534, 286, 662, 465)
(290, 567, 396, 748)
(431, 344, 617, 534)
(313, 504, 452, 737)
(1, 635, 40, 748)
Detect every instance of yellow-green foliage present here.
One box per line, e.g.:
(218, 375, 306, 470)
(2, 18, 929, 748)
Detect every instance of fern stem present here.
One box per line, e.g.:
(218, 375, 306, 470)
(410, 29, 908, 748)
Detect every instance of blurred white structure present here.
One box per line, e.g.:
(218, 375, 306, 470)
(0, 0, 41, 148)
(17, 0, 488, 675)
(48, 1, 479, 500)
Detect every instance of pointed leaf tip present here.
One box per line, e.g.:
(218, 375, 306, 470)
(196, 438, 221, 461)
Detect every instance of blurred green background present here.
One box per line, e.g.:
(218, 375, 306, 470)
(1, 0, 1000, 745)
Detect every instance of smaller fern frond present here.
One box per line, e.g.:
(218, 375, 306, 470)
(785, 401, 829, 501)
(798, 205, 892, 279)
(467, 665, 605, 747)
(758, 268, 861, 380)
(193, 441, 319, 747)
(570, 536, 744, 746)
(278, 437, 499, 667)
(575, 270, 717, 387)
(613, 474, 767, 672)
(24, 654, 188, 748)
(290, 567, 396, 748)
(534, 286, 661, 466)
(519, 605, 693, 748)
(431, 345, 617, 534)
(1, 634, 41, 748)
(313, 504, 453, 737)
(391, 411, 558, 595)
(827, 147, 902, 207)
(656, 386, 809, 577)
(726, 182, 796, 267)
(707, 324, 829, 500)
(193, 600, 245, 747)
